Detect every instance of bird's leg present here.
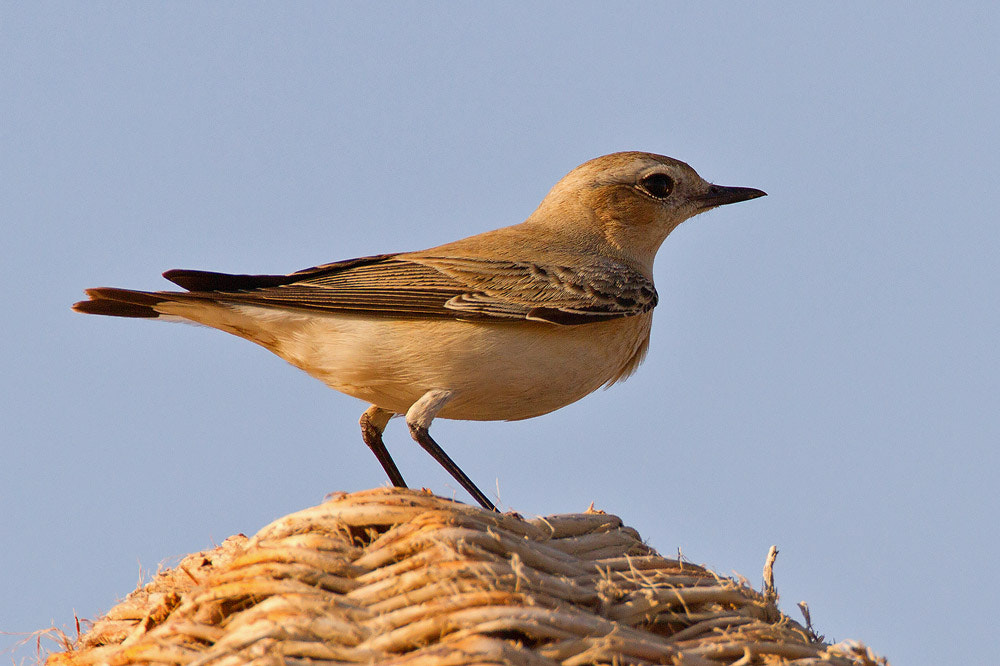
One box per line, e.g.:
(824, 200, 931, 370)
(406, 389, 497, 512)
(359, 405, 406, 487)
(410, 425, 498, 511)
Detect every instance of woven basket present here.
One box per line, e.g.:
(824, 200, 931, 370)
(45, 488, 885, 665)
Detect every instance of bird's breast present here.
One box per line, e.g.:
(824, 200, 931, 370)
(254, 308, 654, 421)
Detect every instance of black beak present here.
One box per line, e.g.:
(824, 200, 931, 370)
(696, 184, 767, 210)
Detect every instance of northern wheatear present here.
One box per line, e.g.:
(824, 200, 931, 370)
(74, 152, 765, 510)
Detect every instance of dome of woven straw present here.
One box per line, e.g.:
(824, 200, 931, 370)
(46, 488, 885, 665)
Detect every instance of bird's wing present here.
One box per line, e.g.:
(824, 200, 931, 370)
(162, 253, 657, 325)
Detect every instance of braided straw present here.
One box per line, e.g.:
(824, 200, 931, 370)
(46, 488, 885, 665)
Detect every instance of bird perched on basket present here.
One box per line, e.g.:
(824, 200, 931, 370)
(74, 151, 765, 511)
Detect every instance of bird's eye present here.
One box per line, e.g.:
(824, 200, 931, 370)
(639, 173, 674, 199)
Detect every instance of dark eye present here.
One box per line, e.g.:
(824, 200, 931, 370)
(639, 173, 674, 199)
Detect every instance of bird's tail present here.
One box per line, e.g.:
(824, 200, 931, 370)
(73, 267, 308, 320)
(73, 283, 287, 351)
(73, 288, 176, 319)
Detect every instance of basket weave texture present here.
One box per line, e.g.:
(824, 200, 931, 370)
(47, 488, 885, 665)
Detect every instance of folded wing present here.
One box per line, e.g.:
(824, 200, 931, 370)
(84, 253, 657, 326)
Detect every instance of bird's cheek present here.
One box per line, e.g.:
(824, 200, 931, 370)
(590, 188, 658, 227)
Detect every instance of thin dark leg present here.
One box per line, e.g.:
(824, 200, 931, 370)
(360, 406, 407, 487)
(408, 424, 497, 511)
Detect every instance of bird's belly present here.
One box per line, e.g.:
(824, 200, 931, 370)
(241, 307, 653, 421)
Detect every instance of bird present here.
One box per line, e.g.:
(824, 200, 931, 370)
(74, 151, 765, 511)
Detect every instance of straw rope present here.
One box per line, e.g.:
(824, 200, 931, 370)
(45, 488, 886, 665)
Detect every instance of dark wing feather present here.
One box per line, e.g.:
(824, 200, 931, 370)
(163, 254, 399, 291)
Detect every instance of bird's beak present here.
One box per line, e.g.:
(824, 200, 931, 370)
(695, 184, 767, 210)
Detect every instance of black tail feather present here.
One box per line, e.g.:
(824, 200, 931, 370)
(73, 288, 168, 319)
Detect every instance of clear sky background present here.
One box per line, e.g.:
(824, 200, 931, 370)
(3, 4, 997, 664)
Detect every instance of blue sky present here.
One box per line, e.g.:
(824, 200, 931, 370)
(3, 4, 998, 664)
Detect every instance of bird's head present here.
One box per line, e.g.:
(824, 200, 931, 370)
(531, 152, 766, 271)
